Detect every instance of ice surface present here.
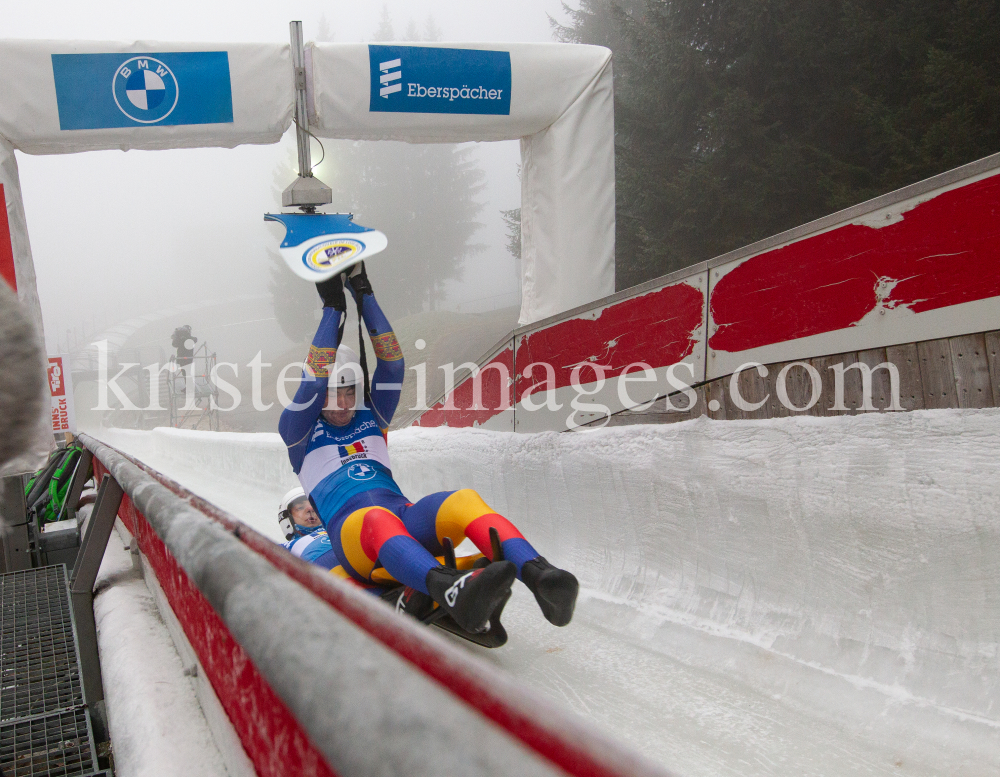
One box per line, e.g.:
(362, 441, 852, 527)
(95, 410, 1000, 776)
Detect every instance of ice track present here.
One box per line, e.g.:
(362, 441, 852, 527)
(96, 410, 1000, 777)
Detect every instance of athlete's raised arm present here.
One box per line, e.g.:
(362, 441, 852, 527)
(346, 264, 404, 432)
(278, 275, 346, 473)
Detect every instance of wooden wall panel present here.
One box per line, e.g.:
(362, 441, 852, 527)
(596, 329, 998, 429)
(950, 333, 992, 409)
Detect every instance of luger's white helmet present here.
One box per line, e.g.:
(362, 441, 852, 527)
(278, 487, 308, 541)
(280, 487, 307, 513)
(329, 344, 363, 389)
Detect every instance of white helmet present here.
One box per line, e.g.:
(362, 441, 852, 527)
(280, 487, 307, 513)
(329, 344, 363, 389)
(278, 487, 309, 541)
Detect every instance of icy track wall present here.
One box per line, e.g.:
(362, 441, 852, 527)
(84, 432, 672, 777)
(99, 413, 1000, 729)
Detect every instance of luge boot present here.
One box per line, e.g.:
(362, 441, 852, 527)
(425, 561, 516, 633)
(520, 557, 579, 626)
(390, 586, 436, 621)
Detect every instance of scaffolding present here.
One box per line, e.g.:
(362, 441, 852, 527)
(166, 343, 219, 431)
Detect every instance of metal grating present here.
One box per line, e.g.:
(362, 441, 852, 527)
(0, 568, 83, 722)
(0, 708, 95, 776)
(0, 567, 102, 777)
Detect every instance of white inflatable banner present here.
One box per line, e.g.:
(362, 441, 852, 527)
(308, 42, 616, 324)
(0, 138, 43, 334)
(0, 40, 293, 154)
(0, 38, 615, 329)
(1, 137, 52, 470)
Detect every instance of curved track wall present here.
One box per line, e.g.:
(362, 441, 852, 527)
(84, 433, 673, 777)
(390, 414, 1000, 727)
(97, 414, 1000, 733)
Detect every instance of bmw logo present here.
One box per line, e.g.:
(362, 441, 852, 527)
(112, 57, 179, 124)
(347, 463, 377, 481)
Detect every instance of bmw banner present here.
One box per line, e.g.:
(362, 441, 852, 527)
(0, 41, 291, 154)
(52, 52, 234, 130)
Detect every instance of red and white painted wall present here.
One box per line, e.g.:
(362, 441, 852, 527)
(414, 151, 1000, 432)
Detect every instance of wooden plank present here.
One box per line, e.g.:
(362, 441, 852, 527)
(884, 343, 925, 411)
(985, 330, 1000, 407)
(584, 330, 1000, 430)
(917, 338, 958, 409)
(706, 378, 727, 420)
(604, 384, 707, 426)
(769, 361, 822, 417)
(661, 381, 706, 420)
(856, 348, 892, 412)
(766, 362, 791, 419)
(809, 354, 860, 417)
(725, 365, 770, 420)
(835, 352, 862, 415)
(949, 333, 993, 409)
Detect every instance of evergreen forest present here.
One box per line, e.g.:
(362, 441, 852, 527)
(554, 0, 1000, 288)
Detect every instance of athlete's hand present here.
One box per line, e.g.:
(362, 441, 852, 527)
(316, 273, 347, 311)
(346, 262, 374, 298)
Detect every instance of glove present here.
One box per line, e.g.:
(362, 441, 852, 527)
(316, 273, 346, 311)
(346, 262, 374, 298)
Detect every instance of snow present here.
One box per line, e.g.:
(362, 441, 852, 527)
(95, 409, 1000, 776)
(92, 514, 233, 777)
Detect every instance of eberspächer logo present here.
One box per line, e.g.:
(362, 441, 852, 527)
(369, 45, 511, 116)
(379, 58, 402, 98)
(113, 57, 179, 123)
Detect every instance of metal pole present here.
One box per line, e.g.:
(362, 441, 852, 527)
(71, 474, 124, 593)
(58, 449, 93, 524)
(0, 476, 31, 572)
(281, 21, 332, 210)
(290, 20, 311, 177)
(69, 473, 124, 722)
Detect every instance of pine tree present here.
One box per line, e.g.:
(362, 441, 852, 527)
(373, 5, 395, 42)
(313, 141, 486, 316)
(424, 15, 443, 42)
(316, 15, 334, 43)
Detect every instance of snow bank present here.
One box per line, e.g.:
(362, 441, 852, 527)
(93, 519, 233, 777)
(97, 427, 296, 542)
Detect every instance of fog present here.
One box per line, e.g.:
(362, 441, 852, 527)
(9, 0, 565, 431)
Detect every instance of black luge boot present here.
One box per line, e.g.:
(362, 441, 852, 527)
(520, 557, 579, 627)
(386, 586, 436, 621)
(426, 561, 516, 634)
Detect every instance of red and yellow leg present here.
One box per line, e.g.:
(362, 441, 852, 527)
(435, 489, 526, 561)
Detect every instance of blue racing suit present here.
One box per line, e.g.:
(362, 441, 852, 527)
(278, 288, 539, 593)
(282, 527, 335, 566)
